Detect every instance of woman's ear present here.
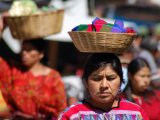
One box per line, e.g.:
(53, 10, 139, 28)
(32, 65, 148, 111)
(40, 52, 44, 59)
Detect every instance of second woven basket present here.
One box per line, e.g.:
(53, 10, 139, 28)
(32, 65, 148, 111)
(4, 9, 64, 40)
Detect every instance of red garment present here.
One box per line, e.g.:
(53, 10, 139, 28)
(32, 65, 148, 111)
(58, 99, 149, 120)
(133, 90, 160, 120)
(0, 57, 67, 118)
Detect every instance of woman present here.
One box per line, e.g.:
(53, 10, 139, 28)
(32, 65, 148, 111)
(0, 39, 67, 120)
(58, 53, 149, 120)
(124, 58, 160, 120)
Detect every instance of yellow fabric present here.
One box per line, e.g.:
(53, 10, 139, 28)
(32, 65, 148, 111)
(0, 90, 9, 112)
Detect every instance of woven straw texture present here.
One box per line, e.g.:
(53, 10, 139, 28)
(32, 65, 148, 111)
(68, 31, 137, 53)
(4, 9, 64, 40)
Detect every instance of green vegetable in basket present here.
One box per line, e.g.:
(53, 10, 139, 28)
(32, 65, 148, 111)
(9, 0, 38, 16)
(41, 6, 57, 12)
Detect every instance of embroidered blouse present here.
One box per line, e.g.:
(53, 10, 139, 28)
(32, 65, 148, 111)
(0, 57, 67, 118)
(58, 99, 149, 120)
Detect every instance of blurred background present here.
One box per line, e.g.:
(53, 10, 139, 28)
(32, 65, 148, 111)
(0, 0, 160, 79)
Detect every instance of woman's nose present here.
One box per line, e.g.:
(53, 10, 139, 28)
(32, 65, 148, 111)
(143, 77, 150, 85)
(22, 50, 28, 55)
(100, 78, 109, 90)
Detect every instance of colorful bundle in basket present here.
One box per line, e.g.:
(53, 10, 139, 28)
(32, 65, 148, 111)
(72, 17, 135, 33)
(68, 17, 137, 54)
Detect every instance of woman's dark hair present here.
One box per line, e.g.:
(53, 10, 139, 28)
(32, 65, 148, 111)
(128, 57, 150, 76)
(22, 38, 48, 65)
(22, 39, 47, 53)
(82, 53, 124, 83)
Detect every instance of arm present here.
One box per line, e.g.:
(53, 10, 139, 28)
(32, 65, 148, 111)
(0, 11, 9, 33)
(0, 57, 12, 119)
(0, 57, 12, 94)
(68, 97, 78, 106)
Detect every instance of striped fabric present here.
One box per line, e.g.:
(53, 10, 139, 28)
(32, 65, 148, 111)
(58, 99, 149, 120)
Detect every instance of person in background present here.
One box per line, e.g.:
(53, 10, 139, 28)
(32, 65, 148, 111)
(132, 35, 158, 74)
(62, 62, 84, 106)
(0, 39, 67, 120)
(124, 58, 160, 120)
(58, 53, 149, 120)
(118, 46, 135, 92)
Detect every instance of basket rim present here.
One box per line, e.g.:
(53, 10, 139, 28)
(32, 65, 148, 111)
(4, 9, 64, 18)
(68, 31, 137, 36)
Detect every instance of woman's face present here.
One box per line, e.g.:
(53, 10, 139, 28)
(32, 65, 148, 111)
(21, 42, 43, 67)
(86, 65, 121, 104)
(131, 67, 151, 93)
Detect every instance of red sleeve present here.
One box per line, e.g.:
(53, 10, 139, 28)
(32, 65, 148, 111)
(0, 57, 11, 80)
(0, 57, 12, 101)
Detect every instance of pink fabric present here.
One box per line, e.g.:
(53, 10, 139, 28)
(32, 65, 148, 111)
(58, 99, 149, 120)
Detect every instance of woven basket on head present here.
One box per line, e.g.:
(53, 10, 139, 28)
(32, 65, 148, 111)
(4, 9, 64, 40)
(68, 31, 137, 54)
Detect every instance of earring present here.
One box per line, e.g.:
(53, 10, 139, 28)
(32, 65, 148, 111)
(115, 88, 121, 99)
(118, 88, 121, 93)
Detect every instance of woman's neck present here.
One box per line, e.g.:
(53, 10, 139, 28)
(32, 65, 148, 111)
(87, 98, 119, 111)
(27, 62, 43, 71)
(132, 89, 145, 97)
(132, 93, 141, 99)
(28, 62, 51, 76)
(27, 62, 46, 76)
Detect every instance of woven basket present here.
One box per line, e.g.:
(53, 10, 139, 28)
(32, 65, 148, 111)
(4, 9, 64, 40)
(68, 31, 137, 54)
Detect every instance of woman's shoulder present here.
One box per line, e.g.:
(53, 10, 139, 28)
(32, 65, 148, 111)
(58, 102, 84, 119)
(119, 98, 143, 110)
(0, 57, 9, 66)
(41, 65, 60, 76)
(119, 99, 149, 120)
(120, 98, 140, 107)
(44, 66, 59, 74)
(154, 89, 160, 95)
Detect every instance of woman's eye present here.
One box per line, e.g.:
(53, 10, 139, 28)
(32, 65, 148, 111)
(107, 77, 115, 81)
(91, 76, 102, 81)
(139, 75, 151, 78)
(139, 75, 146, 78)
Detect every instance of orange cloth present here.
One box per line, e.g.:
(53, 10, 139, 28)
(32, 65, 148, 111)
(0, 57, 66, 118)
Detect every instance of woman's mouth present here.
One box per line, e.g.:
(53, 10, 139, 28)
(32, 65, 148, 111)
(98, 92, 111, 97)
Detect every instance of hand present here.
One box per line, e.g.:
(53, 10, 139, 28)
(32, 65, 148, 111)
(0, 12, 9, 33)
(12, 111, 34, 119)
(68, 97, 78, 106)
(36, 113, 46, 120)
(13, 111, 47, 120)
(0, 111, 11, 119)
